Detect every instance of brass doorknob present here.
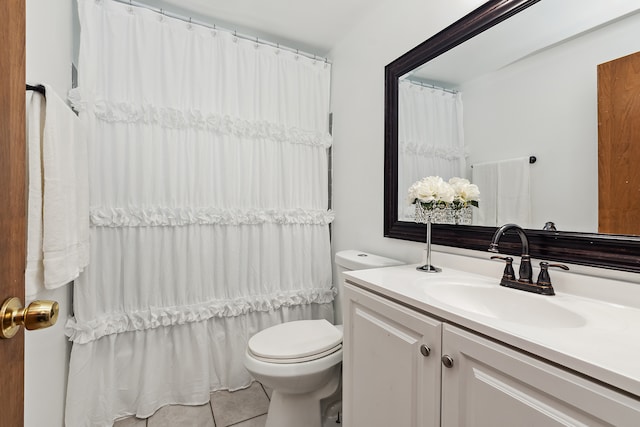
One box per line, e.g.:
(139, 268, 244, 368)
(0, 297, 59, 339)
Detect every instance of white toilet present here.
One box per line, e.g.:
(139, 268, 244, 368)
(243, 250, 404, 427)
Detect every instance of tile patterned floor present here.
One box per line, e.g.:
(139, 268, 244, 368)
(114, 382, 272, 427)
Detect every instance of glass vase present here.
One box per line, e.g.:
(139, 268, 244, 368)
(452, 205, 473, 225)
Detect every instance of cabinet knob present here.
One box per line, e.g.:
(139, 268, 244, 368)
(420, 344, 431, 357)
(441, 355, 454, 368)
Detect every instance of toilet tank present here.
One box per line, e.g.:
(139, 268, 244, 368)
(333, 250, 404, 324)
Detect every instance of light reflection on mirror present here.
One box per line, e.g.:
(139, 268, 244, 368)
(397, 0, 640, 234)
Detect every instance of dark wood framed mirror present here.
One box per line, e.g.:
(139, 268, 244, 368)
(384, 0, 640, 273)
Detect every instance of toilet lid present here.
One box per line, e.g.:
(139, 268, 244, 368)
(248, 319, 343, 361)
(249, 344, 342, 364)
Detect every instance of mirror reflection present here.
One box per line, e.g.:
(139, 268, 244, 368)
(397, 0, 640, 234)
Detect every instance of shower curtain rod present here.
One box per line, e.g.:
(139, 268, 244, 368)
(112, 0, 332, 64)
(403, 79, 459, 95)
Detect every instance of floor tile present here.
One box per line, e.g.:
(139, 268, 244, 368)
(259, 383, 272, 400)
(114, 417, 147, 427)
(210, 382, 270, 427)
(147, 403, 214, 427)
(228, 414, 267, 427)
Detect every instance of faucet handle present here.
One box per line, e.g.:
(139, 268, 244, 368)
(491, 256, 516, 280)
(536, 262, 569, 288)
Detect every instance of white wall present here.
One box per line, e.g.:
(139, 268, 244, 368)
(25, 0, 75, 426)
(328, 0, 486, 270)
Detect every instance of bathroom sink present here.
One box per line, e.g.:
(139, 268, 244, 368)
(417, 280, 586, 328)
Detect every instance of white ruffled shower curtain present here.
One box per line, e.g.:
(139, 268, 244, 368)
(397, 80, 465, 220)
(65, 1, 334, 425)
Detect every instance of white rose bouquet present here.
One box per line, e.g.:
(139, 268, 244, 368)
(407, 176, 455, 209)
(408, 176, 480, 224)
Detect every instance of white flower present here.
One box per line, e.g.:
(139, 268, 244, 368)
(408, 176, 454, 205)
(449, 177, 480, 204)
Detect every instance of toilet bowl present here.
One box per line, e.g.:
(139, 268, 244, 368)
(244, 319, 343, 427)
(243, 250, 403, 427)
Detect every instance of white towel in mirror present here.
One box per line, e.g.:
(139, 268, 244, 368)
(472, 157, 531, 227)
(472, 162, 498, 226)
(497, 158, 531, 226)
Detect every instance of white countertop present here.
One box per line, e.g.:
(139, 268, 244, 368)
(344, 264, 640, 398)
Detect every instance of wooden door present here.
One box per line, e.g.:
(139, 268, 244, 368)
(598, 50, 640, 235)
(343, 284, 442, 427)
(0, 0, 26, 425)
(441, 324, 640, 426)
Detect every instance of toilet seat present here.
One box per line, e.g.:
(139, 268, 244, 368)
(248, 319, 343, 364)
(249, 343, 342, 364)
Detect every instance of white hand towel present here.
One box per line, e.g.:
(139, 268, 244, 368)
(497, 157, 531, 226)
(25, 92, 46, 296)
(25, 84, 90, 296)
(472, 162, 498, 226)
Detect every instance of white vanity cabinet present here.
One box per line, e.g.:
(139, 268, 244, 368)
(343, 283, 442, 427)
(344, 282, 640, 427)
(441, 324, 640, 426)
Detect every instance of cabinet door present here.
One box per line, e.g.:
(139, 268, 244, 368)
(441, 324, 640, 427)
(343, 284, 442, 427)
